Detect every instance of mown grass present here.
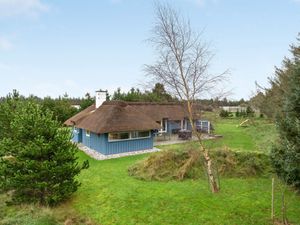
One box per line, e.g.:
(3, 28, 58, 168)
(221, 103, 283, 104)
(208, 118, 277, 153)
(159, 118, 277, 154)
(70, 151, 300, 225)
(0, 193, 96, 225)
(1, 118, 299, 225)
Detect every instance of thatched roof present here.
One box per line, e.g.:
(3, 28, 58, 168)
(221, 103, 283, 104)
(64, 101, 161, 133)
(64, 104, 95, 126)
(126, 102, 190, 121)
(64, 101, 201, 133)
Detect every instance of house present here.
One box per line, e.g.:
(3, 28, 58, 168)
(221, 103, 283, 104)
(64, 90, 210, 155)
(220, 106, 247, 113)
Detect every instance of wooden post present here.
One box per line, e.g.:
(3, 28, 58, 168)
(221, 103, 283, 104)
(271, 177, 275, 223)
(282, 191, 287, 224)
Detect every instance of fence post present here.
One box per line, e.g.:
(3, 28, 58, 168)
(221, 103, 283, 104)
(271, 177, 275, 223)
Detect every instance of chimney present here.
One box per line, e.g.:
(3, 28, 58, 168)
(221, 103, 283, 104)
(95, 90, 107, 108)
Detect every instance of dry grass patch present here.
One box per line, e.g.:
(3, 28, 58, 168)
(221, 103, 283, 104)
(128, 148, 272, 181)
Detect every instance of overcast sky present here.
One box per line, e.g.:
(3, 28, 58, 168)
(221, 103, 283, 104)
(0, 0, 299, 100)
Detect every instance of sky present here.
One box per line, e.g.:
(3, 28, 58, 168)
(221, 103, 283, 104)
(0, 0, 299, 100)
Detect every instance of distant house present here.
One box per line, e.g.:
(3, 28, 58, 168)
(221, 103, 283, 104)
(220, 106, 247, 113)
(64, 90, 210, 155)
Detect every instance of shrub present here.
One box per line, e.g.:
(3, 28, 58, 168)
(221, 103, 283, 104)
(0, 101, 89, 206)
(270, 64, 300, 190)
(219, 109, 229, 118)
(128, 148, 271, 181)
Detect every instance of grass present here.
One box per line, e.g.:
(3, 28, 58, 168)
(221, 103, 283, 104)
(1, 117, 299, 225)
(0, 193, 96, 225)
(208, 118, 277, 153)
(70, 151, 300, 225)
(160, 118, 277, 154)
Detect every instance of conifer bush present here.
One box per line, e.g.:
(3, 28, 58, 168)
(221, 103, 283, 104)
(270, 65, 300, 190)
(0, 101, 88, 206)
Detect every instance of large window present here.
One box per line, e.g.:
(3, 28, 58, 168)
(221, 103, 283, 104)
(108, 131, 151, 142)
(108, 132, 130, 140)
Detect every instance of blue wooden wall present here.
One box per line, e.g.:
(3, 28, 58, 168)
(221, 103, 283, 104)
(167, 120, 181, 133)
(75, 128, 153, 155)
(105, 133, 153, 155)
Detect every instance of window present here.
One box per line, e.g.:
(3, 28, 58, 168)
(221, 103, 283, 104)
(86, 130, 90, 137)
(131, 131, 150, 138)
(73, 127, 78, 133)
(108, 132, 130, 140)
(108, 131, 150, 142)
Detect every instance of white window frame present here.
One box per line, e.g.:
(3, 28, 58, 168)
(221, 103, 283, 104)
(73, 127, 78, 133)
(108, 130, 151, 142)
(160, 118, 168, 133)
(86, 130, 90, 137)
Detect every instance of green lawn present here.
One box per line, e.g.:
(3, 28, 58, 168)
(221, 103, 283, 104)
(157, 118, 277, 154)
(207, 118, 277, 153)
(1, 118, 299, 225)
(71, 151, 300, 225)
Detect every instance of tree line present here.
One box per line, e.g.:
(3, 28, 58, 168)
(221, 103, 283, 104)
(251, 34, 300, 191)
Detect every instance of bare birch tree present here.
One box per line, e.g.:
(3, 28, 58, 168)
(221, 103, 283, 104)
(145, 3, 229, 193)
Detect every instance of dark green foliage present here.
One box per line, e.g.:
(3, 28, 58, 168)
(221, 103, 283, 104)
(246, 106, 254, 117)
(251, 34, 300, 119)
(128, 148, 271, 181)
(0, 101, 88, 206)
(219, 109, 229, 117)
(79, 93, 95, 110)
(270, 64, 300, 190)
(0, 90, 24, 140)
(112, 83, 176, 102)
(41, 95, 78, 123)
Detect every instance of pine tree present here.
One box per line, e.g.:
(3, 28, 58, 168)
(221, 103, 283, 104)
(270, 39, 300, 190)
(0, 101, 88, 205)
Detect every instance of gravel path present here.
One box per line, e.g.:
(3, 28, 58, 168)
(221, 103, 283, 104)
(77, 143, 160, 160)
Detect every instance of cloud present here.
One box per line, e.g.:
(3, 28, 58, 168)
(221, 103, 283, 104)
(0, 36, 13, 50)
(0, 0, 49, 18)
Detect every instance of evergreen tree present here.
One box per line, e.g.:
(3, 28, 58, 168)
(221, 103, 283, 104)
(80, 92, 95, 110)
(246, 106, 254, 117)
(0, 101, 88, 205)
(112, 83, 176, 102)
(270, 39, 300, 190)
(235, 109, 240, 117)
(0, 90, 23, 140)
(41, 96, 78, 123)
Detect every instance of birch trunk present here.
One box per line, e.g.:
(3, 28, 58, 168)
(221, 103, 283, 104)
(187, 101, 219, 193)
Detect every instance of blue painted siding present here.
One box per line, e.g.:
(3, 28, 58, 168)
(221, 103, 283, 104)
(167, 120, 181, 133)
(81, 129, 107, 154)
(105, 133, 153, 155)
(80, 129, 154, 155)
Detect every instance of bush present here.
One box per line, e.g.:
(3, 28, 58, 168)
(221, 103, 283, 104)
(128, 148, 271, 181)
(0, 101, 89, 206)
(270, 64, 300, 190)
(219, 109, 229, 118)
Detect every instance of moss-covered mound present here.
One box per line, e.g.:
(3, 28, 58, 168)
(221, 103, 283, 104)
(128, 148, 272, 181)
